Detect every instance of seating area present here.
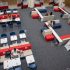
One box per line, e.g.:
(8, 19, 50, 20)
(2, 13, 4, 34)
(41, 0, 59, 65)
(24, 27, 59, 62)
(0, 9, 21, 30)
(0, 29, 33, 59)
(0, 0, 70, 70)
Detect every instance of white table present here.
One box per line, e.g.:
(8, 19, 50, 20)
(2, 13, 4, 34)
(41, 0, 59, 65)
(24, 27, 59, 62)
(19, 33, 26, 39)
(13, 11, 18, 13)
(23, 49, 32, 57)
(10, 35, 17, 41)
(3, 58, 21, 69)
(26, 55, 35, 64)
(64, 40, 70, 51)
(15, 18, 20, 21)
(0, 12, 4, 15)
(0, 18, 12, 23)
(0, 38, 8, 44)
(6, 11, 11, 13)
(53, 20, 60, 24)
(0, 18, 20, 23)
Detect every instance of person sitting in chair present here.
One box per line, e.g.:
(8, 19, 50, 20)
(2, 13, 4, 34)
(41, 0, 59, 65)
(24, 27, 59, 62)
(11, 48, 20, 58)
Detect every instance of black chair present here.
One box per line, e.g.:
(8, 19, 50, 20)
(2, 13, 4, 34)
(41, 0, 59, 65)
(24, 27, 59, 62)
(16, 21, 21, 27)
(1, 33, 7, 38)
(10, 32, 16, 36)
(5, 51, 11, 58)
(1, 23, 7, 30)
(19, 30, 25, 34)
(7, 22, 13, 28)
(29, 63, 37, 70)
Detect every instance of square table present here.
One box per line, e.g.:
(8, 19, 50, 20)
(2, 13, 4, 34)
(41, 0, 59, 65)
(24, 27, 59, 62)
(26, 55, 35, 64)
(19, 33, 26, 39)
(10, 35, 17, 41)
(64, 40, 70, 51)
(23, 49, 32, 57)
(3, 58, 21, 69)
(6, 11, 11, 14)
(0, 38, 8, 44)
(13, 11, 18, 13)
(15, 18, 20, 21)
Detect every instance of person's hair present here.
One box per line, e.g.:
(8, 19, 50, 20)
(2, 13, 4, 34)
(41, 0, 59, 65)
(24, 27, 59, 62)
(14, 48, 16, 51)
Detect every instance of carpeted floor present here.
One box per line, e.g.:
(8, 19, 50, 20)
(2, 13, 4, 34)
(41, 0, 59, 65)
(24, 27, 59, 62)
(0, 7, 70, 70)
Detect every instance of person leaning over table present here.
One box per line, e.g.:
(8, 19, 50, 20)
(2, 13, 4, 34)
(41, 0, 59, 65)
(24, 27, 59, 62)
(11, 48, 23, 58)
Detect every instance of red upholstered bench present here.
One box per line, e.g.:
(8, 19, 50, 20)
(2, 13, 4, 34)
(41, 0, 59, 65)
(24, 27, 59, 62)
(0, 48, 10, 56)
(45, 34, 55, 41)
(34, 3, 41, 7)
(9, 43, 32, 51)
(1, 15, 8, 19)
(0, 15, 3, 19)
(54, 3, 58, 6)
(18, 43, 32, 50)
(11, 13, 20, 18)
(22, 4, 28, 8)
(0, 43, 32, 56)
(60, 34, 70, 41)
(0, 6, 8, 10)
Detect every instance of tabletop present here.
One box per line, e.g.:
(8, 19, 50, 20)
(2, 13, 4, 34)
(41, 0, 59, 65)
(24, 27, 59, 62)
(10, 35, 17, 41)
(23, 49, 32, 57)
(15, 18, 20, 21)
(3, 58, 21, 69)
(64, 40, 70, 51)
(26, 55, 35, 64)
(0, 38, 8, 44)
(19, 33, 26, 39)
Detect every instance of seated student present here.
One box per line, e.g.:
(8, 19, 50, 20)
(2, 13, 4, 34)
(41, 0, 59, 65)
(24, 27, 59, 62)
(50, 12, 53, 15)
(4, 10, 7, 14)
(5, 50, 11, 59)
(11, 48, 19, 58)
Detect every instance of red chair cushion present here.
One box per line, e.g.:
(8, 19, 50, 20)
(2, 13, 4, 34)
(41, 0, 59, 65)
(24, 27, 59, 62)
(1, 15, 8, 19)
(45, 34, 55, 41)
(18, 44, 32, 50)
(32, 14, 40, 19)
(54, 8, 60, 12)
(60, 34, 70, 40)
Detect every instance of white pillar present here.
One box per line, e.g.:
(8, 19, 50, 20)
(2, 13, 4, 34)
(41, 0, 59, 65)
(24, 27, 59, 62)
(59, 0, 65, 8)
(28, 0, 35, 8)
